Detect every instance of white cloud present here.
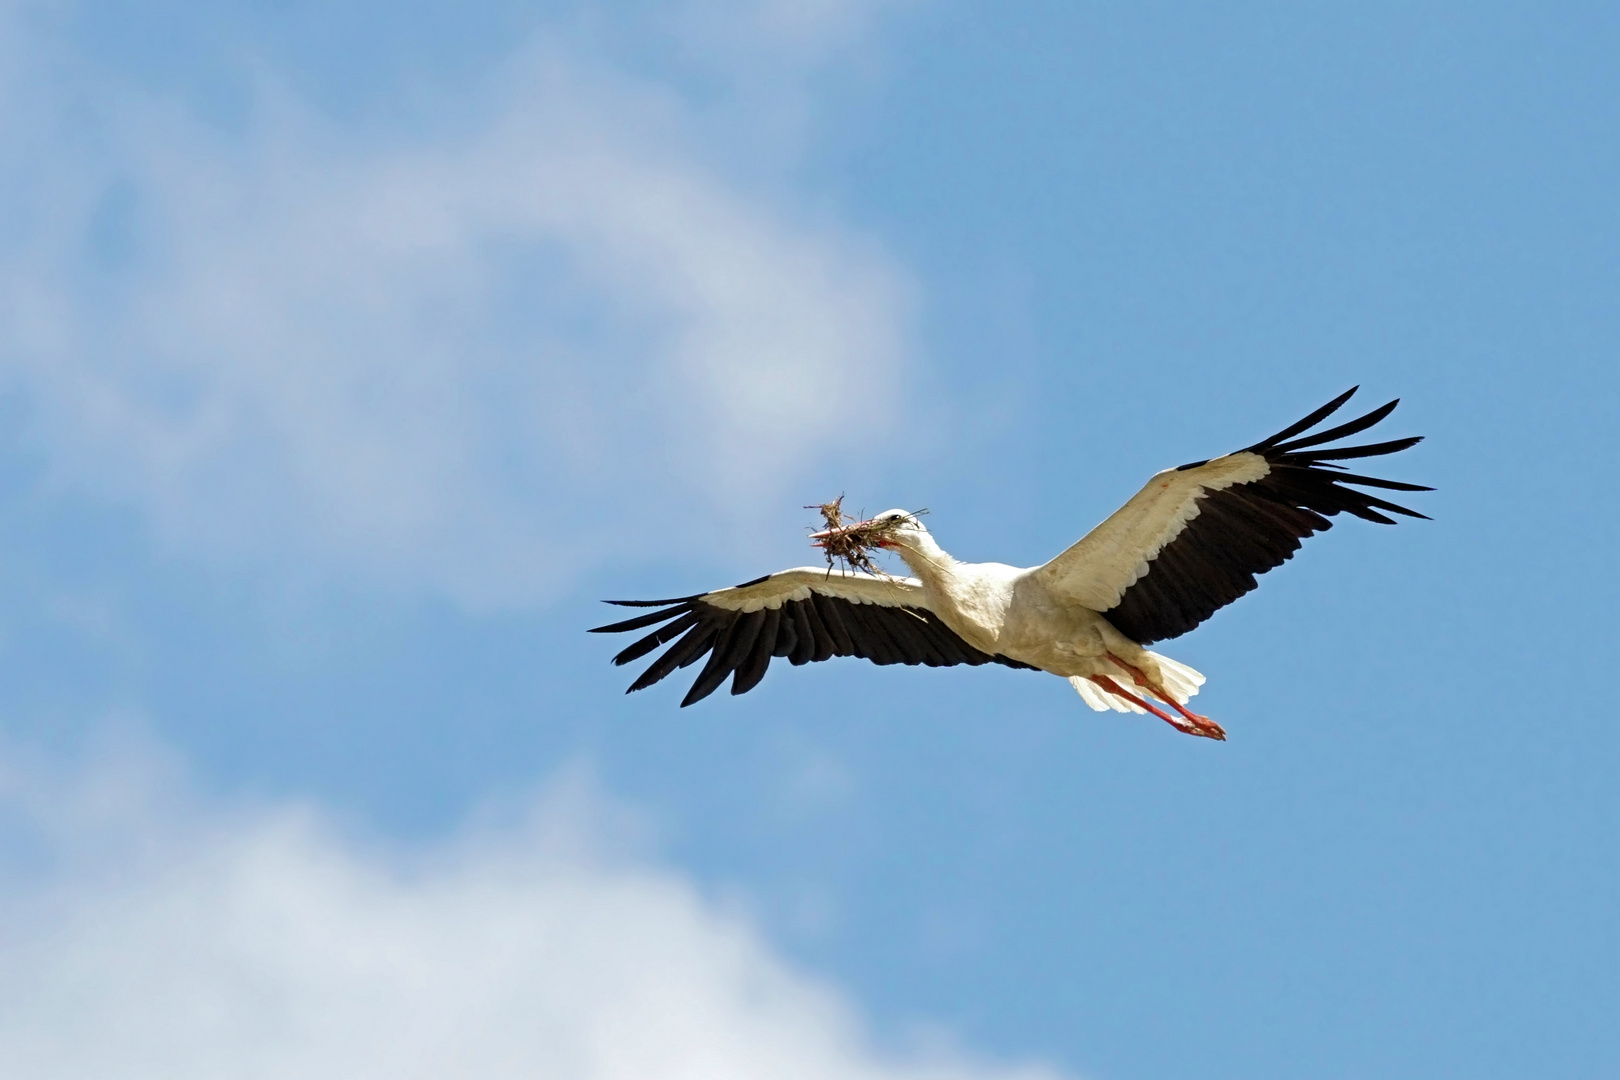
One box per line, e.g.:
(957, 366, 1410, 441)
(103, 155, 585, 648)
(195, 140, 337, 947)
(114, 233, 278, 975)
(0, 1, 912, 606)
(0, 742, 1063, 1080)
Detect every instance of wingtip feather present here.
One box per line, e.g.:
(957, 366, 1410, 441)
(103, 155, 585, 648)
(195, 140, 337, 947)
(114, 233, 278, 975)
(1247, 386, 1361, 451)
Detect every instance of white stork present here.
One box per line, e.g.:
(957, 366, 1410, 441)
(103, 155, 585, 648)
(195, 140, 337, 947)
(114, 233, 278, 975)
(592, 388, 1429, 739)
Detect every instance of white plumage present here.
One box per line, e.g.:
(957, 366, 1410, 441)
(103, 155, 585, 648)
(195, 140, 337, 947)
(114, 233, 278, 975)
(593, 388, 1429, 739)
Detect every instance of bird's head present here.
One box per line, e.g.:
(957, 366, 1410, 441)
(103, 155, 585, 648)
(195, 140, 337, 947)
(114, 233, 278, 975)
(862, 509, 929, 549)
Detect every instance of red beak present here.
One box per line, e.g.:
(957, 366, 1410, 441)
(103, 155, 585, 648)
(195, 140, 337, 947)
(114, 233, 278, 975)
(809, 518, 877, 546)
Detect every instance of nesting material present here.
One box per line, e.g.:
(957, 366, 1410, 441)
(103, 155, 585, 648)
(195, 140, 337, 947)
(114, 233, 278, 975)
(807, 496, 916, 575)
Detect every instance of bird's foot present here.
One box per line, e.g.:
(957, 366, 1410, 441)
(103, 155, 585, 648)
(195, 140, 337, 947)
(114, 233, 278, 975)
(1160, 698, 1225, 740)
(1179, 713, 1227, 741)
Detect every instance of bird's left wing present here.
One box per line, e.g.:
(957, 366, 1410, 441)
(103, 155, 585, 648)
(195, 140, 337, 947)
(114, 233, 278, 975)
(592, 568, 1030, 706)
(1033, 388, 1431, 645)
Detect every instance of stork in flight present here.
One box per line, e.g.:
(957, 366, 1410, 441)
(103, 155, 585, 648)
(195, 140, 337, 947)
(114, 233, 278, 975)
(592, 388, 1429, 739)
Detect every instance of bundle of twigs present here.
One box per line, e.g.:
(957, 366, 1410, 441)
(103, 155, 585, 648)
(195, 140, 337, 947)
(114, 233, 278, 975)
(807, 496, 918, 576)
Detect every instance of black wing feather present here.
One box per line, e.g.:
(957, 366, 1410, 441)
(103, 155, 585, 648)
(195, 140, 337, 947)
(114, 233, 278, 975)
(788, 603, 818, 665)
(731, 608, 780, 695)
(680, 619, 747, 706)
(1300, 435, 1425, 462)
(772, 608, 798, 659)
(1262, 397, 1397, 452)
(812, 593, 857, 657)
(592, 606, 692, 635)
(800, 599, 836, 662)
(627, 622, 716, 692)
(611, 611, 699, 666)
(1105, 389, 1430, 645)
(1246, 386, 1359, 450)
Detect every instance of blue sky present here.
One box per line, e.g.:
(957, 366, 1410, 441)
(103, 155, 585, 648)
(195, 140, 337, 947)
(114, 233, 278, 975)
(0, 2, 1616, 1077)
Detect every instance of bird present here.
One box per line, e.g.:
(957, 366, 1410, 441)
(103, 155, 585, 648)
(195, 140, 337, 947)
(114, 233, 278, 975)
(591, 388, 1429, 739)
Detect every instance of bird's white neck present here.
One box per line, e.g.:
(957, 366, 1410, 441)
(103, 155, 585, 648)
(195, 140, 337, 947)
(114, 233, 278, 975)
(891, 532, 959, 587)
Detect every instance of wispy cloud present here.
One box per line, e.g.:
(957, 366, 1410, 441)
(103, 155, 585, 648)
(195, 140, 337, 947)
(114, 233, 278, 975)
(0, 739, 1062, 1080)
(0, 1, 911, 606)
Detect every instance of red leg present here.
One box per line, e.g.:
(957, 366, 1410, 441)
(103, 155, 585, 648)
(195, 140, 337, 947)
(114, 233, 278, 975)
(1103, 653, 1227, 741)
(1089, 676, 1216, 739)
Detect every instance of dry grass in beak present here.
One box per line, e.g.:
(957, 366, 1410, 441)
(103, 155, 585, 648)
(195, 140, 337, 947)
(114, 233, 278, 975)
(806, 496, 909, 576)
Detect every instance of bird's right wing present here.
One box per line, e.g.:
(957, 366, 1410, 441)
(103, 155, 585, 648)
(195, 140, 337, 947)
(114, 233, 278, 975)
(591, 568, 1032, 707)
(1033, 388, 1431, 644)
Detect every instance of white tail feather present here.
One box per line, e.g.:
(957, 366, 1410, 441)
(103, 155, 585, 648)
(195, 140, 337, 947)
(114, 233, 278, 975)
(1151, 653, 1206, 704)
(1072, 675, 1145, 713)
(1070, 651, 1205, 713)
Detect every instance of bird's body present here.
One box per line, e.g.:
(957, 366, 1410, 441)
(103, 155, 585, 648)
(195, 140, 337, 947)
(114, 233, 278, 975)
(863, 535, 1139, 685)
(593, 389, 1430, 739)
